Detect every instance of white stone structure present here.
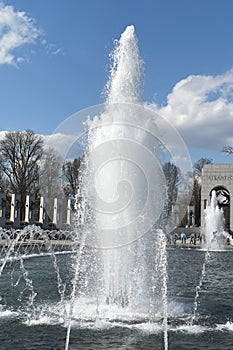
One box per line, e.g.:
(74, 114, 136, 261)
(24, 195, 30, 223)
(39, 196, 44, 224)
(53, 198, 58, 225)
(66, 198, 71, 225)
(10, 194, 15, 223)
(0, 194, 73, 229)
(201, 164, 233, 232)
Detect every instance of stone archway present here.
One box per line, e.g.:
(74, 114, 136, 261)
(210, 186, 230, 230)
(201, 164, 233, 233)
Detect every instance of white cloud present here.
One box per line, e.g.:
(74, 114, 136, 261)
(0, 131, 6, 139)
(157, 70, 233, 150)
(0, 2, 41, 65)
(2, 68, 233, 156)
(42, 133, 79, 158)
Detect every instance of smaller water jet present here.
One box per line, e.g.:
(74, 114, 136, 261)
(203, 190, 232, 250)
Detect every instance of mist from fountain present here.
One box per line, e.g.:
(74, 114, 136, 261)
(78, 25, 167, 303)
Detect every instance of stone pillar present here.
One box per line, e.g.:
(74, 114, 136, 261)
(42, 198, 49, 230)
(187, 206, 190, 227)
(53, 198, 58, 226)
(66, 198, 71, 225)
(10, 193, 15, 223)
(24, 195, 30, 223)
(39, 196, 44, 224)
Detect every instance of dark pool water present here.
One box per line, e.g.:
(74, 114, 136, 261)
(0, 248, 233, 349)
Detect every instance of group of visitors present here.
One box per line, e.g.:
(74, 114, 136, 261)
(172, 232, 202, 245)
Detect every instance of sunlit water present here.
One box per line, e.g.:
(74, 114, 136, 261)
(0, 249, 233, 349)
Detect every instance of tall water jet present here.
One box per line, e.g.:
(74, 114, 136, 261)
(83, 25, 168, 308)
(64, 25, 192, 350)
(63, 25, 169, 349)
(105, 25, 142, 104)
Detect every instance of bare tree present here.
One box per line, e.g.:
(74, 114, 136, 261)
(39, 148, 63, 198)
(163, 162, 181, 214)
(0, 130, 43, 198)
(38, 148, 64, 224)
(62, 157, 81, 198)
(193, 157, 213, 176)
(0, 170, 8, 193)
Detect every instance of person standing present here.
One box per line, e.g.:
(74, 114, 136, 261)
(190, 233, 195, 244)
(181, 232, 187, 244)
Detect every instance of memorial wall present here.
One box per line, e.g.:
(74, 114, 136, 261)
(201, 164, 233, 232)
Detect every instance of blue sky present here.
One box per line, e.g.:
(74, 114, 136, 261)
(1, 0, 233, 165)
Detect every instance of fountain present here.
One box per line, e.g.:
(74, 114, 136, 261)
(203, 190, 232, 250)
(64, 25, 172, 350)
(4, 25, 233, 350)
(190, 189, 233, 328)
(0, 24, 196, 350)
